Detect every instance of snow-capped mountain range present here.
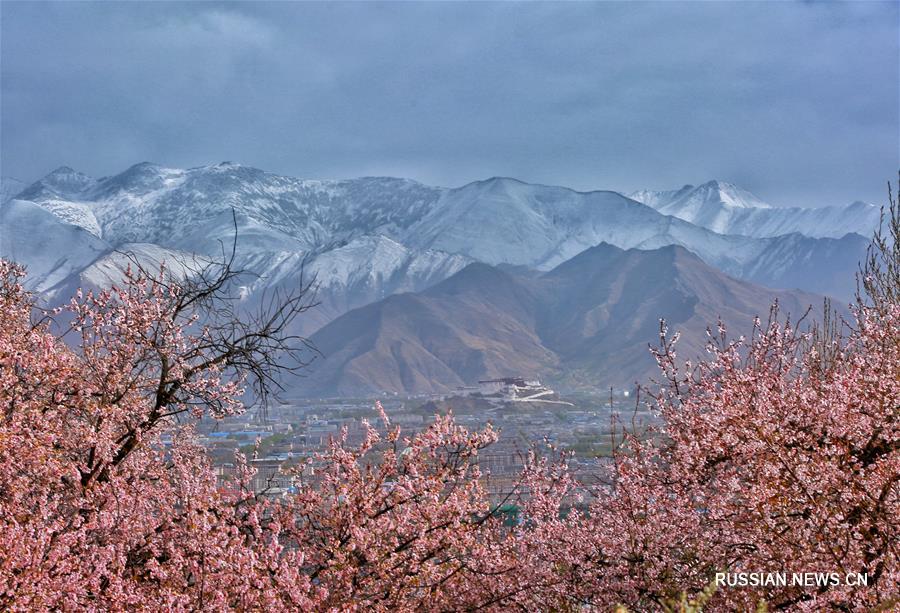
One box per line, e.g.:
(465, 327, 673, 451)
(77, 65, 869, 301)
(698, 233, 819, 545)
(0, 162, 879, 338)
(629, 180, 880, 238)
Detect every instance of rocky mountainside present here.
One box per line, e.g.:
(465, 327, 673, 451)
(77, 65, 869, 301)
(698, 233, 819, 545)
(296, 244, 829, 397)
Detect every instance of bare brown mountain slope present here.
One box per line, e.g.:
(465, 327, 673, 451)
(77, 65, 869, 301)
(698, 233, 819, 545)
(294, 243, 830, 396)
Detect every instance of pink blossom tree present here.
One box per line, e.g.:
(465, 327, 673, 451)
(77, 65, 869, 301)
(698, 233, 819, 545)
(577, 189, 900, 611)
(0, 258, 320, 609)
(0, 258, 577, 610)
(0, 189, 897, 611)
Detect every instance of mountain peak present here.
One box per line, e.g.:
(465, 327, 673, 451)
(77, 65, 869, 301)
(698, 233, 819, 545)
(696, 179, 733, 193)
(48, 165, 78, 175)
(653, 242, 708, 267)
(445, 261, 508, 282)
(543, 242, 625, 279)
(44, 166, 95, 185)
(206, 161, 245, 172)
(428, 261, 517, 297)
(96, 161, 183, 195)
(693, 180, 771, 209)
(17, 166, 97, 201)
(127, 161, 160, 170)
(698, 179, 731, 188)
(564, 241, 624, 263)
(212, 161, 246, 170)
(464, 176, 529, 190)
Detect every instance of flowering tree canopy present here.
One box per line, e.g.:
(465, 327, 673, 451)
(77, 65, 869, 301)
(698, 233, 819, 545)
(578, 302, 899, 611)
(576, 189, 900, 611)
(574, 192, 899, 610)
(0, 260, 578, 610)
(0, 192, 898, 611)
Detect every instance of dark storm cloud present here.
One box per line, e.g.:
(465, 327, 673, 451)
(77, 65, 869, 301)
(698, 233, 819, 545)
(1, 1, 897, 207)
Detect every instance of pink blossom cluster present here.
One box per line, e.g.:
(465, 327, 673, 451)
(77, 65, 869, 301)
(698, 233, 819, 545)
(0, 259, 896, 611)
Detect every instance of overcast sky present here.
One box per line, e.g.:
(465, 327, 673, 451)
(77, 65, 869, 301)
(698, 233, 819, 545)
(1, 1, 897, 207)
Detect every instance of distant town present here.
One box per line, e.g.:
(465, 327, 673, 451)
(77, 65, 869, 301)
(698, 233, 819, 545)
(194, 378, 653, 501)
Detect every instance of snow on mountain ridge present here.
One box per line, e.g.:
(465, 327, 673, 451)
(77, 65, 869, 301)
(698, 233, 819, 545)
(696, 180, 772, 209)
(18, 166, 97, 202)
(17, 162, 445, 251)
(74, 243, 209, 290)
(29, 198, 102, 237)
(628, 185, 694, 209)
(0, 199, 110, 292)
(306, 235, 472, 290)
(629, 180, 879, 238)
(21, 164, 874, 253)
(403, 178, 765, 275)
(8, 162, 875, 326)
